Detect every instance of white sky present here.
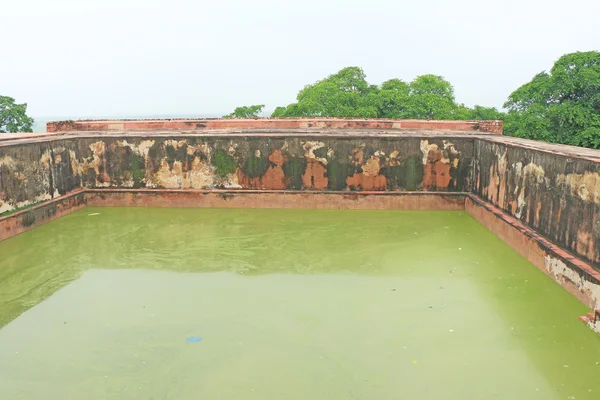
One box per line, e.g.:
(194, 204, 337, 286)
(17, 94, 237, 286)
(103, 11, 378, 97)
(2, 0, 599, 118)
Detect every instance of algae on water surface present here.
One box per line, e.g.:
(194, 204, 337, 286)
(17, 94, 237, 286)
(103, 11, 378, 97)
(0, 208, 599, 400)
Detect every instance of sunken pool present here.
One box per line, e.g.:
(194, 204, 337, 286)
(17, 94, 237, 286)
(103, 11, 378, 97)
(0, 208, 599, 399)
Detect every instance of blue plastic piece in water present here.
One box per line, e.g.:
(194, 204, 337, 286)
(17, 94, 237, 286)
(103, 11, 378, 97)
(186, 337, 202, 343)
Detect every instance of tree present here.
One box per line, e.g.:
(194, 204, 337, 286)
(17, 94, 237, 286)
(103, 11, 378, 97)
(0, 96, 34, 133)
(271, 67, 379, 118)
(404, 75, 457, 120)
(376, 79, 410, 118)
(469, 105, 506, 120)
(223, 104, 265, 119)
(504, 51, 600, 148)
(270, 67, 505, 122)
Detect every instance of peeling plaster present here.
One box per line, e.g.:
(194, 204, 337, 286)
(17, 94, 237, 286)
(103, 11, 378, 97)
(0, 156, 17, 169)
(545, 255, 600, 309)
(361, 157, 382, 177)
(420, 140, 435, 165)
(556, 171, 600, 204)
(118, 139, 156, 157)
(164, 140, 187, 150)
(303, 141, 327, 165)
(523, 162, 546, 185)
(153, 158, 215, 189)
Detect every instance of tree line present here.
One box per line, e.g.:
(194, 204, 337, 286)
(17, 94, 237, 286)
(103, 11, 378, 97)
(2, 51, 598, 149)
(226, 51, 600, 149)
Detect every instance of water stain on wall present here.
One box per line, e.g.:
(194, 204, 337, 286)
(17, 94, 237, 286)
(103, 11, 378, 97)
(475, 140, 600, 269)
(0, 136, 473, 213)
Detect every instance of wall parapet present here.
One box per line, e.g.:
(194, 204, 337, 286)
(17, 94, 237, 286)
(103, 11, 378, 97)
(46, 118, 504, 135)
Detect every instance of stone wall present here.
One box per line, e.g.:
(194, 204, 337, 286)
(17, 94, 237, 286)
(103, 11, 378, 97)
(0, 139, 81, 214)
(473, 138, 600, 270)
(0, 135, 475, 216)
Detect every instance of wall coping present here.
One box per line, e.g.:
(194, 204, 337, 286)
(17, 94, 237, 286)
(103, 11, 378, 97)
(45, 118, 504, 134)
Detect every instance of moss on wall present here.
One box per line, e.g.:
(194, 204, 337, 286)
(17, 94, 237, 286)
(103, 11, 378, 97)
(212, 149, 237, 177)
(130, 153, 146, 188)
(242, 154, 270, 179)
(283, 157, 307, 190)
(327, 160, 355, 191)
(403, 155, 424, 191)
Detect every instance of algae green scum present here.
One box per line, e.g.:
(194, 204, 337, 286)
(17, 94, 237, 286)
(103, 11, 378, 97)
(0, 208, 599, 399)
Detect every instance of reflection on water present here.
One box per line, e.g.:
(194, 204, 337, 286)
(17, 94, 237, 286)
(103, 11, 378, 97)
(0, 207, 599, 399)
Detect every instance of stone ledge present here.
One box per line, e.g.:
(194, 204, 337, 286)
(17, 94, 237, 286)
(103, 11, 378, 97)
(46, 118, 504, 134)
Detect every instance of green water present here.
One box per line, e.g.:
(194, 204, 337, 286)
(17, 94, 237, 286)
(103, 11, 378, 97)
(0, 208, 599, 399)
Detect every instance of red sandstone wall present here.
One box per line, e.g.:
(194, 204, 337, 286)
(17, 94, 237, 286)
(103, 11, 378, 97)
(46, 118, 504, 134)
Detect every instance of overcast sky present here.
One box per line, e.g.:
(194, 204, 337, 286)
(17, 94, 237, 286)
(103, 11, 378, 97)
(2, 0, 599, 118)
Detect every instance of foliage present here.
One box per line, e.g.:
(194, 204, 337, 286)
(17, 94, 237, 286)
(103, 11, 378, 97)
(223, 104, 265, 119)
(272, 67, 379, 118)
(504, 51, 600, 148)
(376, 79, 410, 118)
(0, 96, 34, 133)
(468, 105, 505, 121)
(271, 67, 505, 122)
(403, 74, 456, 119)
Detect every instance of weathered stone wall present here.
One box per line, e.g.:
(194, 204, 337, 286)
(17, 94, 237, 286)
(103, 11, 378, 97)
(0, 140, 82, 215)
(0, 135, 474, 216)
(86, 136, 473, 191)
(473, 139, 600, 269)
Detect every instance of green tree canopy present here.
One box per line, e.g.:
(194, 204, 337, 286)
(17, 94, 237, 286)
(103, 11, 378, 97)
(376, 79, 410, 118)
(272, 67, 379, 118)
(223, 104, 265, 119)
(504, 51, 600, 148)
(404, 74, 457, 119)
(0, 96, 34, 133)
(271, 67, 501, 121)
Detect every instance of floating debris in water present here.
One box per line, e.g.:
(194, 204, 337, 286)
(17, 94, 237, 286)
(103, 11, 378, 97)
(186, 337, 202, 343)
